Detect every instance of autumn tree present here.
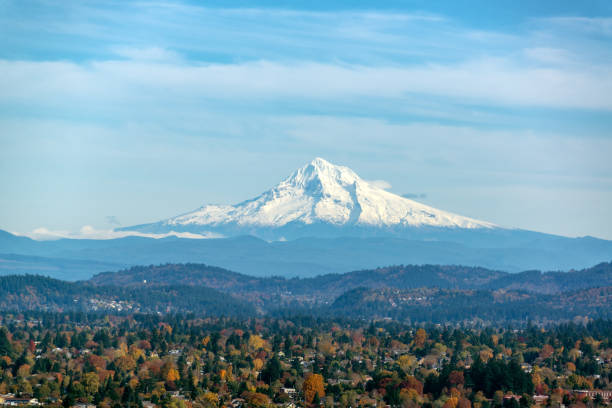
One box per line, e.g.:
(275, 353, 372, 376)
(166, 368, 180, 382)
(249, 335, 266, 351)
(244, 392, 271, 408)
(193, 391, 218, 408)
(83, 372, 100, 395)
(304, 373, 325, 404)
(413, 329, 427, 349)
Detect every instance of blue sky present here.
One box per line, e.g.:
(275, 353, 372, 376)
(1, 0, 612, 239)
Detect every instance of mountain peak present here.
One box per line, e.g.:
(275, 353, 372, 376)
(311, 157, 331, 166)
(301, 157, 355, 178)
(286, 158, 361, 193)
(123, 158, 496, 237)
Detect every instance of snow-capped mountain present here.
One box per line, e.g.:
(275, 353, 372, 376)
(122, 158, 496, 239)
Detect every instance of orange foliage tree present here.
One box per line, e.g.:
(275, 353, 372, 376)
(166, 368, 180, 382)
(413, 329, 427, 348)
(303, 373, 325, 404)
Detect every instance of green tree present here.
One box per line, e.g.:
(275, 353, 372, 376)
(0, 327, 13, 358)
(261, 355, 282, 384)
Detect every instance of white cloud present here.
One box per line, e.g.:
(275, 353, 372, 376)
(111, 46, 182, 62)
(542, 17, 612, 36)
(16, 226, 222, 241)
(523, 47, 571, 64)
(367, 179, 392, 190)
(1, 57, 612, 111)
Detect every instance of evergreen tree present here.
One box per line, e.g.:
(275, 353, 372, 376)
(0, 327, 14, 358)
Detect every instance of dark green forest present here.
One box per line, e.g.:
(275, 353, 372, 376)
(1, 261, 611, 324)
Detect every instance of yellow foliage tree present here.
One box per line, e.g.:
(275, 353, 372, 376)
(129, 345, 145, 361)
(114, 355, 136, 372)
(397, 355, 417, 372)
(413, 329, 427, 348)
(317, 340, 336, 357)
(245, 392, 271, 408)
(400, 388, 421, 406)
(194, 391, 218, 408)
(479, 349, 493, 362)
(253, 358, 264, 371)
(83, 372, 100, 395)
(119, 342, 128, 355)
(249, 335, 265, 350)
(303, 373, 325, 404)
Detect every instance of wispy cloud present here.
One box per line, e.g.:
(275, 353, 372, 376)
(2, 3, 611, 113)
(523, 47, 571, 64)
(366, 180, 392, 190)
(111, 46, 182, 62)
(17, 226, 221, 241)
(2, 56, 611, 111)
(541, 17, 612, 36)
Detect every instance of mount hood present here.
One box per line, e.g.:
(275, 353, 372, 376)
(122, 158, 497, 240)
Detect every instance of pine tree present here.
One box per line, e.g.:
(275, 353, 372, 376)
(0, 327, 13, 358)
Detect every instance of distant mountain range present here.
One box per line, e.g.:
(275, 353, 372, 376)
(1, 228, 612, 278)
(0, 261, 610, 323)
(1, 158, 611, 278)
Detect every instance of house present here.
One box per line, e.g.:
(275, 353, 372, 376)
(280, 387, 297, 397)
(142, 401, 156, 408)
(231, 398, 245, 407)
(573, 390, 612, 402)
(3, 397, 41, 406)
(169, 391, 184, 399)
(72, 403, 96, 408)
(503, 395, 521, 402)
(532, 395, 549, 405)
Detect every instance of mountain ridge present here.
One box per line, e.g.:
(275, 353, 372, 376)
(1, 262, 611, 323)
(1, 228, 611, 278)
(88, 261, 612, 296)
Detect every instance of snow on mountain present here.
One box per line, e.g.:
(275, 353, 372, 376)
(152, 158, 495, 231)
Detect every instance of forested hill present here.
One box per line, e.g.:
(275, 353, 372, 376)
(1, 261, 610, 323)
(329, 286, 612, 323)
(1, 273, 612, 323)
(88, 261, 612, 296)
(0, 275, 253, 316)
(89, 263, 273, 292)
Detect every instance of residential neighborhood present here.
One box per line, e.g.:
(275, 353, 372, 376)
(0, 313, 610, 407)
